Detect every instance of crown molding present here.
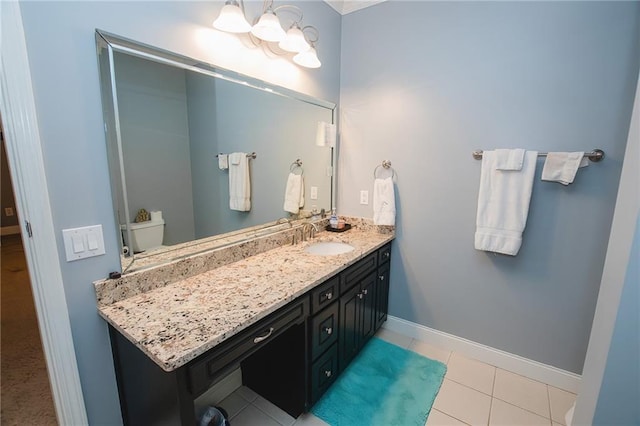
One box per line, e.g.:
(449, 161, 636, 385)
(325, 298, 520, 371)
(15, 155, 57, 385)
(323, 0, 388, 15)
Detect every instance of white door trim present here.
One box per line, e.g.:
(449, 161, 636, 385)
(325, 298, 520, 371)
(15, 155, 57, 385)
(0, 2, 88, 424)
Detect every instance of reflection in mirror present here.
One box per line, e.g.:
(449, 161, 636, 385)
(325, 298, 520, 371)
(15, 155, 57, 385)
(96, 30, 336, 274)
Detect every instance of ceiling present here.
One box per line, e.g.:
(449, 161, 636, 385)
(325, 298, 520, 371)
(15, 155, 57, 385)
(322, 0, 388, 15)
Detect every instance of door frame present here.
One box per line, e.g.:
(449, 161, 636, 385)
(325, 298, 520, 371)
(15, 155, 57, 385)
(0, 2, 88, 424)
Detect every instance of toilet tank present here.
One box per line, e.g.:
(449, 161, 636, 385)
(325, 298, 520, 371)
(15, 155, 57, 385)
(121, 219, 165, 253)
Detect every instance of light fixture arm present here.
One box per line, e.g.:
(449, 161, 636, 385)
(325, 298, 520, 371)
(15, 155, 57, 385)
(273, 4, 304, 26)
(301, 25, 319, 44)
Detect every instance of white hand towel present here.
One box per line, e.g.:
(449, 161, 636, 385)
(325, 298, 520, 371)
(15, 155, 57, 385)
(373, 177, 396, 226)
(495, 149, 526, 170)
(283, 173, 304, 214)
(475, 150, 538, 256)
(541, 152, 589, 185)
(228, 152, 250, 211)
(218, 154, 228, 170)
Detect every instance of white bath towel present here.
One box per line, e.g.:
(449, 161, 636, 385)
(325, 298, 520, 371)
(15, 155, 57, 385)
(541, 152, 589, 185)
(495, 148, 525, 171)
(373, 177, 396, 226)
(283, 172, 304, 214)
(218, 154, 228, 170)
(475, 150, 538, 256)
(228, 152, 250, 211)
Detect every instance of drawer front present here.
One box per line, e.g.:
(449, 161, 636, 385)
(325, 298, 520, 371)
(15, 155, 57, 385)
(310, 276, 339, 314)
(310, 343, 338, 405)
(378, 243, 392, 265)
(310, 301, 339, 360)
(340, 252, 377, 294)
(187, 298, 308, 396)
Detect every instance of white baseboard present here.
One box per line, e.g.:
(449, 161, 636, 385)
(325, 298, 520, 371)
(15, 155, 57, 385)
(1, 225, 20, 236)
(383, 315, 581, 393)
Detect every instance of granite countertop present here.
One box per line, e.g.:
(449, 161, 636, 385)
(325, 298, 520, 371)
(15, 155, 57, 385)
(98, 226, 393, 372)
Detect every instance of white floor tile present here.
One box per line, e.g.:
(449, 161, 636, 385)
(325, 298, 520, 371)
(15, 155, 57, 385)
(433, 379, 492, 426)
(446, 353, 496, 395)
(376, 328, 413, 348)
(236, 385, 259, 403)
(547, 386, 576, 425)
(489, 398, 551, 426)
(219, 391, 250, 419)
(230, 404, 281, 426)
(409, 339, 452, 364)
(253, 396, 296, 426)
(493, 369, 550, 418)
(293, 412, 330, 426)
(426, 409, 470, 425)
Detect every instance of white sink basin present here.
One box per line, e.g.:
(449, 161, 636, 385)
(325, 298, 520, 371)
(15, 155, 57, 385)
(304, 241, 355, 256)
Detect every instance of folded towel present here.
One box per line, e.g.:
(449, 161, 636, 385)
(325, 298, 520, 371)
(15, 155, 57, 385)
(495, 149, 526, 170)
(283, 172, 304, 214)
(475, 150, 538, 256)
(541, 152, 589, 185)
(228, 152, 250, 211)
(373, 177, 396, 226)
(218, 154, 228, 170)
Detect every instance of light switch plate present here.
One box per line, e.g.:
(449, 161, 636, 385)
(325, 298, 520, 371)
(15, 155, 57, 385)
(62, 225, 106, 262)
(310, 186, 318, 200)
(360, 190, 369, 205)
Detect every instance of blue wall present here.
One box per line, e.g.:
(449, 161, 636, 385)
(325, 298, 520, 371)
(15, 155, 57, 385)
(19, 1, 341, 423)
(593, 213, 640, 425)
(339, 1, 640, 373)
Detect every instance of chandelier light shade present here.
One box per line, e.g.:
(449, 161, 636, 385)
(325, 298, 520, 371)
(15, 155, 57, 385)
(213, 0, 252, 33)
(212, 0, 322, 68)
(278, 24, 310, 53)
(251, 11, 286, 42)
(293, 45, 321, 69)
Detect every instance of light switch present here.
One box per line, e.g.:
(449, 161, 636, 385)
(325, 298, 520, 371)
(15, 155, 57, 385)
(310, 186, 318, 200)
(360, 190, 369, 205)
(72, 235, 85, 253)
(62, 225, 106, 262)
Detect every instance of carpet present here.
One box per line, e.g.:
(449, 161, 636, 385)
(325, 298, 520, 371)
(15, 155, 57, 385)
(311, 337, 447, 426)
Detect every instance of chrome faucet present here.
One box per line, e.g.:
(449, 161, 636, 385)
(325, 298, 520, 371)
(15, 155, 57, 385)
(301, 222, 320, 241)
(276, 217, 293, 227)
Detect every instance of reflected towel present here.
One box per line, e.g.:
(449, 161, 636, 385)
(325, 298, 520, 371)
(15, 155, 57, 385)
(284, 172, 304, 214)
(373, 177, 395, 226)
(475, 150, 537, 256)
(495, 149, 525, 171)
(228, 152, 250, 211)
(218, 154, 228, 170)
(541, 152, 589, 185)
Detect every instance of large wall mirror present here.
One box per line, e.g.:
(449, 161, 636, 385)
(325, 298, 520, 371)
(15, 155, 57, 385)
(96, 30, 336, 273)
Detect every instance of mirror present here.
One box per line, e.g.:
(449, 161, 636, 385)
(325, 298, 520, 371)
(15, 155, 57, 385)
(96, 30, 336, 273)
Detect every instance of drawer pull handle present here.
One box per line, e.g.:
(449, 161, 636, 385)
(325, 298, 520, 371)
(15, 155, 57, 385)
(325, 292, 333, 300)
(362, 289, 368, 295)
(385, 252, 390, 258)
(358, 293, 363, 299)
(253, 327, 275, 344)
(379, 275, 385, 281)
(324, 327, 333, 335)
(324, 370, 332, 377)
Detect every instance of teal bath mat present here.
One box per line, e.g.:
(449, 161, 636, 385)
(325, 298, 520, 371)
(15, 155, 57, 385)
(311, 337, 447, 426)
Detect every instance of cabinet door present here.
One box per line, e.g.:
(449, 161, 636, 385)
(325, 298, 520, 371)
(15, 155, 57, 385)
(375, 262, 390, 331)
(360, 272, 377, 344)
(311, 301, 339, 360)
(339, 284, 361, 371)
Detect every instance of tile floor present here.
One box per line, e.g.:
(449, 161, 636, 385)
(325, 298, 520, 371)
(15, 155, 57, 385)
(213, 328, 577, 426)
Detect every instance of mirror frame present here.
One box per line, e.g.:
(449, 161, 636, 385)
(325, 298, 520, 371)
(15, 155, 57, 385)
(95, 29, 337, 274)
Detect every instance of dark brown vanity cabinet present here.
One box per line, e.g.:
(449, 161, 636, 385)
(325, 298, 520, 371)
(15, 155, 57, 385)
(108, 242, 392, 425)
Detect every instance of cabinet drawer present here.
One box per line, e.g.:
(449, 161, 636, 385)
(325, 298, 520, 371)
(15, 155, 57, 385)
(378, 243, 392, 265)
(187, 298, 308, 396)
(310, 343, 338, 405)
(340, 252, 377, 294)
(310, 276, 339, 314)
(310, 301, 339, 360)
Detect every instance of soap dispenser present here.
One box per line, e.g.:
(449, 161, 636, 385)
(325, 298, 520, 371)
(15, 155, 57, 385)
(329, 208, 338, 229)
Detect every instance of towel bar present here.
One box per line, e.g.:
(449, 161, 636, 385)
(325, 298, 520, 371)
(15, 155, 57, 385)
(216, 152, 257, 159)
(472, 149, 604, 162)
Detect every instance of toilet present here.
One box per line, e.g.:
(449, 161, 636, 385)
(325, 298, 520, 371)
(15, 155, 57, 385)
(121, 211, 165, 253)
